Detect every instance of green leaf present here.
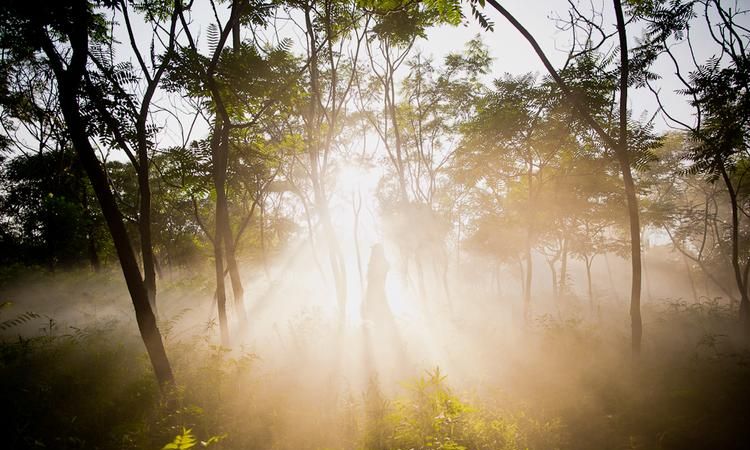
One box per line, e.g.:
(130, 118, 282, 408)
(162, 428, 197, 450)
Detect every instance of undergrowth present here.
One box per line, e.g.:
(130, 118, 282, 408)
(0, 297, 749, 450)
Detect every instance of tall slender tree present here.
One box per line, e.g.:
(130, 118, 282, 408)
(0, 0, 174, 389)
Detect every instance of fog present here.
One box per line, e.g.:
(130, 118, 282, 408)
(3, 1, 750, 448)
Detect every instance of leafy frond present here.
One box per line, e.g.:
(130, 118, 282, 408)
(0, 311, 41, 331)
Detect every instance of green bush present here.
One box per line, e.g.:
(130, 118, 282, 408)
(363, 368, 563, 450)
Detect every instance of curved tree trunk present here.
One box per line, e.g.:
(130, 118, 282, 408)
(487, 0, 643, 354)
(40, 3, 174, 390)
(612, 0, 643, 355)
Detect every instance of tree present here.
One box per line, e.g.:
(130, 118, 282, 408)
(279, 0, 373, 324)
(637, 0, 750, 333)
(476, 0, 648, 353)
(0, 0, 175, 389)
(82, 0, 181, 314)
(167, 0, 299, 343)
(0, 147, 107, 269)
(457, 72, 575, 321)
(642, 132, 740, 304)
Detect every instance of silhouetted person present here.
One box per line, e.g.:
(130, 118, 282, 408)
(361, 243, 393, 326)
(360, 243, 410, 388)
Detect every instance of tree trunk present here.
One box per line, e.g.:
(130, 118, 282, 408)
(559, 235, 568, 299)
(222, 210, 247, 324)
(440, 247, 451, 309)
(524, 162, 533, 323)
(586, 257, 594, 312)
(213, 234, 230, 347)
(131, 5, 179, 318)
(58, 83, 173, 390)
(224, 0, 247, 325)
(617, 131, 643, 355)
(137, 160, 157, 315)
(387, 60, 408, 201)
(260, 200, 270, 279)
(487, 0, 643, 354)
(353, 191, 364, 292)
(211, 121, 231, 346)
(613, 0, 642, 355)
(547, 259, 558, 302)
(681, 253, 699, 303)
(719, 162, 750, 335)
(524, 241, 533, 323)
(304, 3, 348, 324)
(324, 210, 348, 323)
(82, 189, 101, 272)
(517, 257, 527, 318)
(41, 6, 174, 390)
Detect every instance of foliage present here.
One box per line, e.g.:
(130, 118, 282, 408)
(0, 147, 109, 268)
(162, 428, 226, 449)
(374, 368, 526, 450)
(1, 1, 750, 449)
(1, 270, 750, 449)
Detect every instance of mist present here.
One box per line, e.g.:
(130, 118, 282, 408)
(3, 0, 750, 449)
(2, 214, 745, 449)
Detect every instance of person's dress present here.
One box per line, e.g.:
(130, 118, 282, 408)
(361, 244, 392, 326)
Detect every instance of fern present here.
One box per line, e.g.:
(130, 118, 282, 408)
(159, 308, 192, 341)
(206, 23, 219, 55)
(162, 428, 196, 450)
(162, 428, 226, 450)
(0, 311, 41, 331)
(150, 35, 156, 69)
(277, 37, 293, 53)
(469, 0, 493, 32)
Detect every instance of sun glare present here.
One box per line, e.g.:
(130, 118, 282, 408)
(307, 161, 424, 328)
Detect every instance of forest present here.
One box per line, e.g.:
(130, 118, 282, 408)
(1, 0, 749, 449)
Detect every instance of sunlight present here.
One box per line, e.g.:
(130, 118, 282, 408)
(384, 260, 419, 319)
(328, 163, 441, 327)
(328, 161, 382, 239)
(5, 0, 749, 448)
(327, 161, 389, 323)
